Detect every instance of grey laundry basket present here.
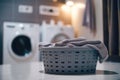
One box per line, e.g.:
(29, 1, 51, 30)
(40, 47, 99, 74)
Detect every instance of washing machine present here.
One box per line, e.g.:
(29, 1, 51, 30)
(41, 25, 74, 44)
(3, 22, 40, 64)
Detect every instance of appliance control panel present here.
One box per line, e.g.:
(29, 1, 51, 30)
(18, 5, 33, 14)
(39, 5, 59, 16)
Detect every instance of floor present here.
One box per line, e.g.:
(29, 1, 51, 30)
(0, 61, 120, 80)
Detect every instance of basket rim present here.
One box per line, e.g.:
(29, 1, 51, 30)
(39, 47, 97, 51)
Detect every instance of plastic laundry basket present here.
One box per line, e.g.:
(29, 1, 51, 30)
(40, 47, 99, 74)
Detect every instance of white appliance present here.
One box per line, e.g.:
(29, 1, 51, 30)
(41, 25, 74, 44)
(3, 22, 40, 64)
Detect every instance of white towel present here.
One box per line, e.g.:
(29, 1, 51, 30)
(55, 37, 86, 46)
(39, 38, 108, 63)
(39, 37, 86, 47)
(82, 43, 108, 63)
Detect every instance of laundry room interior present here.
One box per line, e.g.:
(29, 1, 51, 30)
(0, 0, 120, 80)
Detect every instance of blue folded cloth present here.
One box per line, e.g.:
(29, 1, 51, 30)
(39, 38, 108, 63)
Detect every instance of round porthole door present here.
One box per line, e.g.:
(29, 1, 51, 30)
(12, 35, 31, 56)
(9, 35, 34, 60)
(51, 33, 70, 43)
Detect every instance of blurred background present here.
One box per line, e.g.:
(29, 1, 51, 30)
(0, 0, 120, 65)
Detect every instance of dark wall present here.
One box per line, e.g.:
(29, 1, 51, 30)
(0, 0, 71, 64)
(0, 21, 2, 64)
(0, 0, 70, 23)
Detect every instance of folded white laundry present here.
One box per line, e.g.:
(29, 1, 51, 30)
(39, 38, 109, 63)
(39, 37, 86, 47)
(55, 37, 86, 46)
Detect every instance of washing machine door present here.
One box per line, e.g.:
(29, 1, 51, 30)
(8, 34, 34, 61)
(11, 35, 32, 57)
(51, 33, 70, 43)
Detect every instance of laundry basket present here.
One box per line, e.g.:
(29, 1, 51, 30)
(40, 47, 99, 74)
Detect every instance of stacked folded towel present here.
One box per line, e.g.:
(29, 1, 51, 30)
(39, 38, 109, 63)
